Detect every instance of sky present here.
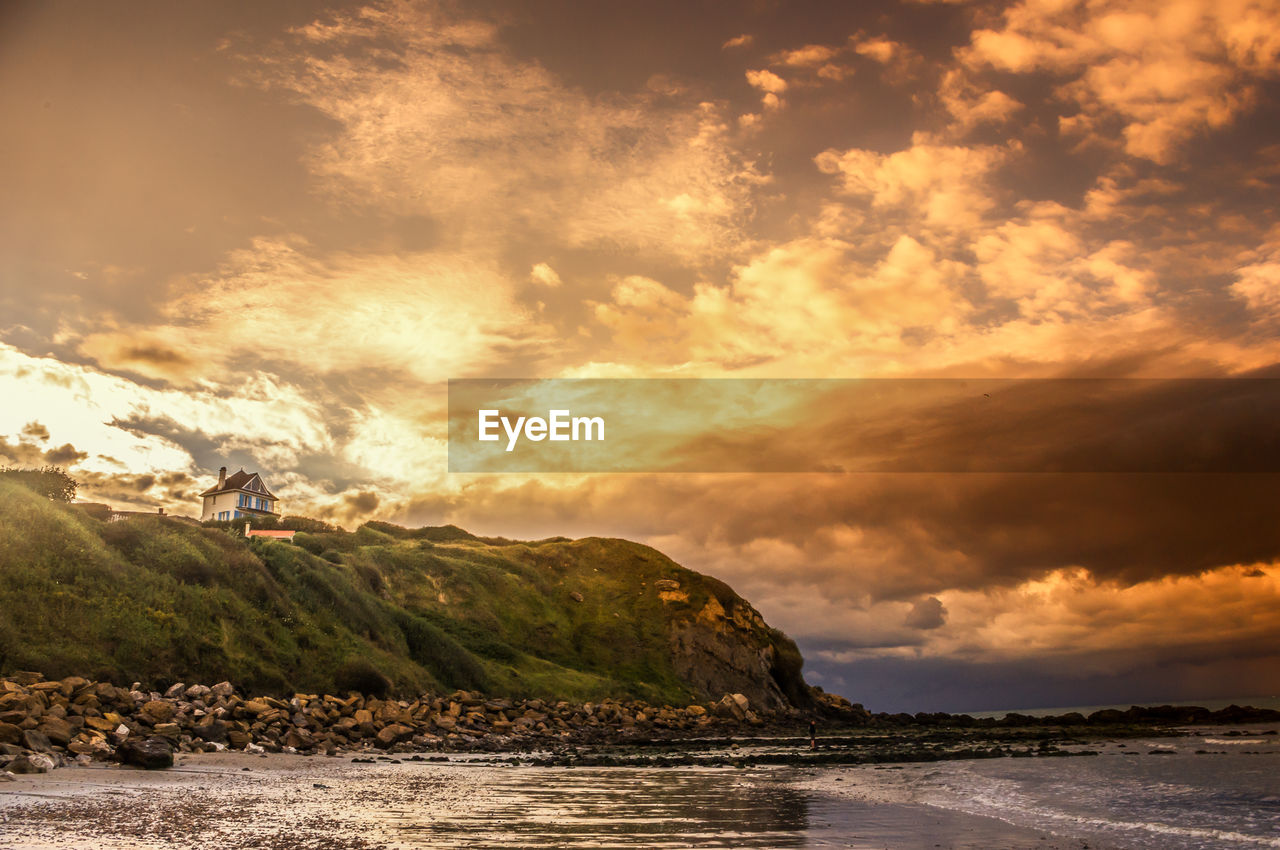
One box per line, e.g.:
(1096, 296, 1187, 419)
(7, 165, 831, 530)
(2, 0, 1279, 712)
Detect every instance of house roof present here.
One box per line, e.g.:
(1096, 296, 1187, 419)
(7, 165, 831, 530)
(246, 529, 295, 539)
(200, 469, 277, 499)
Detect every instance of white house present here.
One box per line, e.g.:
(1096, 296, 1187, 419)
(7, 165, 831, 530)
(200, 466, 280, 522)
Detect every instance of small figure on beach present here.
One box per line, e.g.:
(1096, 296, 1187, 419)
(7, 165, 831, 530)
(809, 719, 817, 750)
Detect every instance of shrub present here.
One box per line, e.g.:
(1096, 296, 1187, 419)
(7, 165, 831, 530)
(0, 466, 77, 501)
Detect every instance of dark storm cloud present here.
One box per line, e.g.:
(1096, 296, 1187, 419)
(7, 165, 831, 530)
(399, 470, 1280, 598)
(805, 634, 1280, 714)
(20, 421, 49, 441)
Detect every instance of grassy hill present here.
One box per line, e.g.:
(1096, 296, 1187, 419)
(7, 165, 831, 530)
(0, 480, 807, 706)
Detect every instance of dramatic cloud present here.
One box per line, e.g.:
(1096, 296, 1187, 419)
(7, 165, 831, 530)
(960, 0, 1280, 163)
(3, 0, 1278, 711)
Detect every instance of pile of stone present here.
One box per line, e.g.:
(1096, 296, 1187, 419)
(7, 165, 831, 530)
(0, 671, 779, 774)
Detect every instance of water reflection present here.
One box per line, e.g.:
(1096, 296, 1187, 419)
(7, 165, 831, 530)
(383, 767, 809, 848)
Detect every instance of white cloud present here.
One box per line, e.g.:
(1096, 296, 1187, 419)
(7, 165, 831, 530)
(530, 262, 563, 288)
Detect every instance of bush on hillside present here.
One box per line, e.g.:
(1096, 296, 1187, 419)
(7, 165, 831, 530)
(0, 466, 77, 501)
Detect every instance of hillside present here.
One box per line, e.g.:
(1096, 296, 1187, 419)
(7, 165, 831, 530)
(0, 480, 809, 707)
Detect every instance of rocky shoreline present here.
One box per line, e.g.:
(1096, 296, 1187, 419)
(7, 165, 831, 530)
(3, 671, 1278, 776)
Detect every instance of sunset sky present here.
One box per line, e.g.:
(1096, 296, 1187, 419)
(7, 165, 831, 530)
(3, 0, 1279, 712)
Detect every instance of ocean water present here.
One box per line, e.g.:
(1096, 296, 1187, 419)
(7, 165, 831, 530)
(809, 727, 1280, 849)
(965, 696, 1280, 719)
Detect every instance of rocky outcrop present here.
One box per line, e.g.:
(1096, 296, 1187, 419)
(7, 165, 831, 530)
(664, 589, 808, 711)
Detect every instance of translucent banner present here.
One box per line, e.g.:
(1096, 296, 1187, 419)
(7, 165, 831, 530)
(447, 378, 1280, 473)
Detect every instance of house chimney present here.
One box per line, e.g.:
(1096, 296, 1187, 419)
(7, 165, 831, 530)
(157, 507, 165, 515)
(218, 466, 227, 488)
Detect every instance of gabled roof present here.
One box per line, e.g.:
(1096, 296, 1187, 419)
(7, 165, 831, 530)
(200, 469, 277, 499)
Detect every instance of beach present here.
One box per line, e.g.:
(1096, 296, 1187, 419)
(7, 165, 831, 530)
(5, 726, 1276, 849)
(0, 751, 1098, 849)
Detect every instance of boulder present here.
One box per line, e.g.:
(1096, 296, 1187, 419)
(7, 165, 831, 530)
(140, 700, 175, 723)
(38, 716, 75, 746)
(374, 723, 414, 748)
(22, 729, 53, 752)
(116, 737, 174, 769)
(0, 722, 21, 745)
(60, 676, 90, 693)
(152, 723, 182, 739)
(714, 694, 747, 722)
(7, 753, 56, 774)
(210, 681, 236, 699)
(194, 720, 228, 744)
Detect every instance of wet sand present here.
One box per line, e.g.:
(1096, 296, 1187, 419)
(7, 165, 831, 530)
(0, 752, 1121, 849)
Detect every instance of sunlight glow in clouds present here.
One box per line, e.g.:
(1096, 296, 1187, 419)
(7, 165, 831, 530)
(4, 0, 1280, 709)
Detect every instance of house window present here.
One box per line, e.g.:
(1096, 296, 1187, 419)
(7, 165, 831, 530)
(218, 511, 230, 521)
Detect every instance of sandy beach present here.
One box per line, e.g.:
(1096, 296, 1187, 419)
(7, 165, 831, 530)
(0, 750, 1128, 849)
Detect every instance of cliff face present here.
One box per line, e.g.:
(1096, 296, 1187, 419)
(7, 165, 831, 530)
(664, 589, 807, 710)
(0, 482, 809, 707)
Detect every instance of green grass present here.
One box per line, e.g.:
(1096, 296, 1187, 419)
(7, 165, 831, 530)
(0, 480, 806, 703)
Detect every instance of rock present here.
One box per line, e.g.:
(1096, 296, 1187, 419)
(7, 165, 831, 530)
(654, 579, 681, 591)
(140, 700, 175, 723)
(116, 737, 174, 769)
(569, 591, 584, 603)
(85, 716, 117, 733)
(283, 729, 314, 750)
(0, 722, 21, 745)
(22, 729, 53, 752)
(60, 676, 90, 693)
(7, 753, 56, 774)
(714, 694, 747, 722)
(38, 716, 74, 746)
(210, 681, 236, 699)
(242, 699, 271, 715)
(375, 723, 414, 748)
(152, 723, 182, 739)
(10, 672, 43, 686)
(164, 683, 186, 699)
(194, 720, 228, 744)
